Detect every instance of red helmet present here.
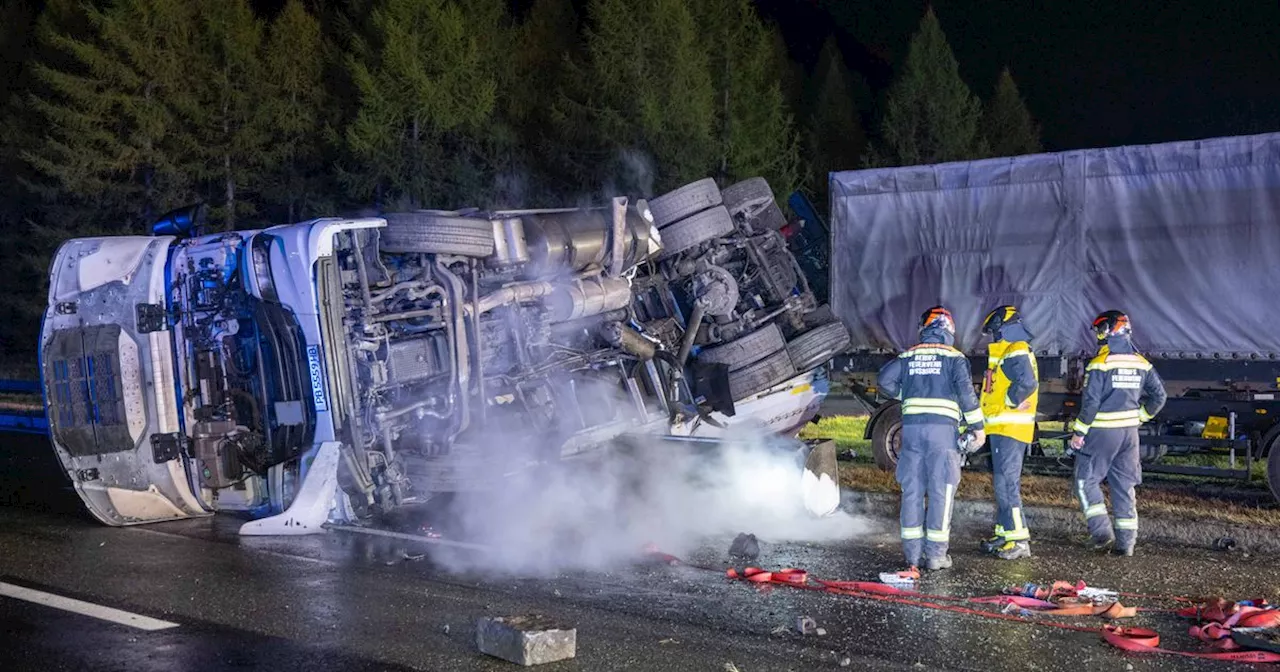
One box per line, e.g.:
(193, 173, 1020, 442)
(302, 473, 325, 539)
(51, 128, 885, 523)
(919, 305, 955, 335)
(1092, 310, 1132, 341)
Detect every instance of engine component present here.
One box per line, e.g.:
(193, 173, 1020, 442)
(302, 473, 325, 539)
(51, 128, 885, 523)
(385, 334, 449, 383)
(690, 265, 740, 317)
(192, 420, 246, 489)
(520, 208, 660, 277)
(546, 276, 632, 322)
(602, 322, 658, 360)
(490, 217, 530, 267)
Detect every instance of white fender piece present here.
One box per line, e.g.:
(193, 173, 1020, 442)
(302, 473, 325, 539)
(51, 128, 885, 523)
(238, 441, 340, 536)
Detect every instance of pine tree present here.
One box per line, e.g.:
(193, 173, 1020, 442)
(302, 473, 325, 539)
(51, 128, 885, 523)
(870, 8, 984, 167)
(343, 0, 501, 209)
(805, 38, 866, 198)
(982, 67, 1041, 157)
(181, 0, 268, 230)
(558, 0, 718, 195)
(692, 0, 800, 195)
(23, 0, 201, 229)
(258, 0, 330, 222)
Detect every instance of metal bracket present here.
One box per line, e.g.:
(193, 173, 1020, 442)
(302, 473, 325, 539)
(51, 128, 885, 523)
(136, 303, 169, 333)
(151, 433, 188, 463)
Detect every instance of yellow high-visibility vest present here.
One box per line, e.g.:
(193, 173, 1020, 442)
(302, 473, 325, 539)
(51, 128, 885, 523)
(981, 340, 1039, 442)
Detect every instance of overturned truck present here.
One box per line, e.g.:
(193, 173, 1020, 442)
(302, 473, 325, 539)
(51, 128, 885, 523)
(828, 132, 1280, 502)
(39, 177, 849, 532)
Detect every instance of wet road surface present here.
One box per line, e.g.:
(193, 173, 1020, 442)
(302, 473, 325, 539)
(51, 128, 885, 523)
(2, 434, 1278, 671)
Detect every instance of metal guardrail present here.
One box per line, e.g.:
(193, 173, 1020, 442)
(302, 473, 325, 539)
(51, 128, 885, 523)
(0, 379, 40, 395)
(0, 379, 47, 435)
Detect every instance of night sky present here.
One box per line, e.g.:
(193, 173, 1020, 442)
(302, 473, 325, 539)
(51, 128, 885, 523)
(755, 0, 1280, 151)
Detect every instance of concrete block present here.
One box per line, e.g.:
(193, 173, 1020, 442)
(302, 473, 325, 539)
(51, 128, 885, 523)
(476, 615, 576, 666)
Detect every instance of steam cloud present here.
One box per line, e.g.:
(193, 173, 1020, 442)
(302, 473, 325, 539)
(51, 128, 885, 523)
(422, 419, 867, 577)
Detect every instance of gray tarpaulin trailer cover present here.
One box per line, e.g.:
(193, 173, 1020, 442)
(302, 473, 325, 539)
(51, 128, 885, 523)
(829, 132, 1280, 358)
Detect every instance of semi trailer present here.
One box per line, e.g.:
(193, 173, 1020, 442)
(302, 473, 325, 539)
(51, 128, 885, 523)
(824, 131, 1280, 502)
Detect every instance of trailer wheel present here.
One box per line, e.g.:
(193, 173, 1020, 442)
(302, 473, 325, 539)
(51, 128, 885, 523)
(871, 402, 902, 472)
(727, 349, 796, 400)
(697, 322, 785, 369)
(1269, 444, 1280, 504)
(649, 178, 722, 228)
(379, 212, 496, 257)
(657, 206, 735, 258)
(722, 177, 787, 232)
(786, 321, 852, 371)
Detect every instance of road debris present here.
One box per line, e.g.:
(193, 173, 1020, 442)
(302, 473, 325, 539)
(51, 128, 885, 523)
(1213, 537, 1237, 552)
(839, 656, 852, 667)
(796, 616, 819, 635)
(476, 615, 576, 666)
(729, 533, 760, 561)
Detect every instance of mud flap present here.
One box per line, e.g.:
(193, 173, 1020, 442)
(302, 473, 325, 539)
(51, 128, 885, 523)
(239, 441, 340, 536)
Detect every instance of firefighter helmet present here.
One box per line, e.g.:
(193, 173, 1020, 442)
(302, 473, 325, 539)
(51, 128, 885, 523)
(1092, 310, 1132, 341)
(919, 305, 956, 335)
(982, 305, 1022, 335)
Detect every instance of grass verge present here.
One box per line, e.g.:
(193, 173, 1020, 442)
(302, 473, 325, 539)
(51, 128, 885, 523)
(802, 415, 1280, 529)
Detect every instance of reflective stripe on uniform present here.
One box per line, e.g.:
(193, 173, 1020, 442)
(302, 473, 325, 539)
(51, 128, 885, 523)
(902, 346, 964, 358)
(1087, 358, 1152, 372)
(986, 412, 1036, 425)
(1093, 409, 1140, 429)
(1139, 408, 1154, 423)
(1076, 479, 1091, 517)
(901, 526, 924, 540)
(1005, 507, 1030, 541)
(1072, 419, 1091, 435)
(902, 398, 961, 421)
(925, 483, 956, 543)
(1085, 503, 1109, 519)
(964, 408, 985, 425)
(1115, 517, 1139, 531)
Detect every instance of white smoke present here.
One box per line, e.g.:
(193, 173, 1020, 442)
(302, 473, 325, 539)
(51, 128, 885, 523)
(422, 420, 867, 577)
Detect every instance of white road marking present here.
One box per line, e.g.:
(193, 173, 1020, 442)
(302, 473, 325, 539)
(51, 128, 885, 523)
(0, 582, 179, 631)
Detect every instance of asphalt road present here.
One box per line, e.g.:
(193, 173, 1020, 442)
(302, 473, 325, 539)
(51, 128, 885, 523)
(2, 433, 1278, 671)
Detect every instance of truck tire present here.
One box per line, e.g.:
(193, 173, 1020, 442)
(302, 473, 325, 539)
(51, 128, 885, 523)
(728, 349, 796, 401)
(379, 212, 496, 257)
(1269, 444, 1280, 504)
(657, 206, 735, 259)
(786, 321, 852, 371)
(871, 402, 903, 472)
(722, 177, 786, 231)
(697, 322, 786, 369)
(649, 178, 722, 227)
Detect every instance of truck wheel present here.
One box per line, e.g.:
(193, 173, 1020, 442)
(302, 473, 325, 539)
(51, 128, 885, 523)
(657, 206, 735, 258)
(722, 177, 787, 232)
(786, 321, 852, 371)
(697, 322, 785, 369)
(1268, 441, 1280, 503)
(871, 402, 902, 472)
(728, 349, 796, 400)
(379, 212, 496, 257)
(649, 178, 722, 228)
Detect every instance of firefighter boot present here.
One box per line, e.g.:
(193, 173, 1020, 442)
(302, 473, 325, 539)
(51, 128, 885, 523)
(995, 540, 1031, 560)
(924, 555, 953, 571)
(980, 526, 1005, 554)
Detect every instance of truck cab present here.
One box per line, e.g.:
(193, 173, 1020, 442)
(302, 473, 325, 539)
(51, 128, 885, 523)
(41, 179, 850, 533)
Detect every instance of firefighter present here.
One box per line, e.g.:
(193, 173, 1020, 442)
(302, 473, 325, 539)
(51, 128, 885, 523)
(1067, 310, 1167, 557)
(877, 306, 984, 572)
(976, 305, 1039, 560)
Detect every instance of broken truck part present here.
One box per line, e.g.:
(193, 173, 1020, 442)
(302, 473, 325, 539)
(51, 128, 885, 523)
(825, 132, 1280, 502)
(38, 176, 848, 531)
